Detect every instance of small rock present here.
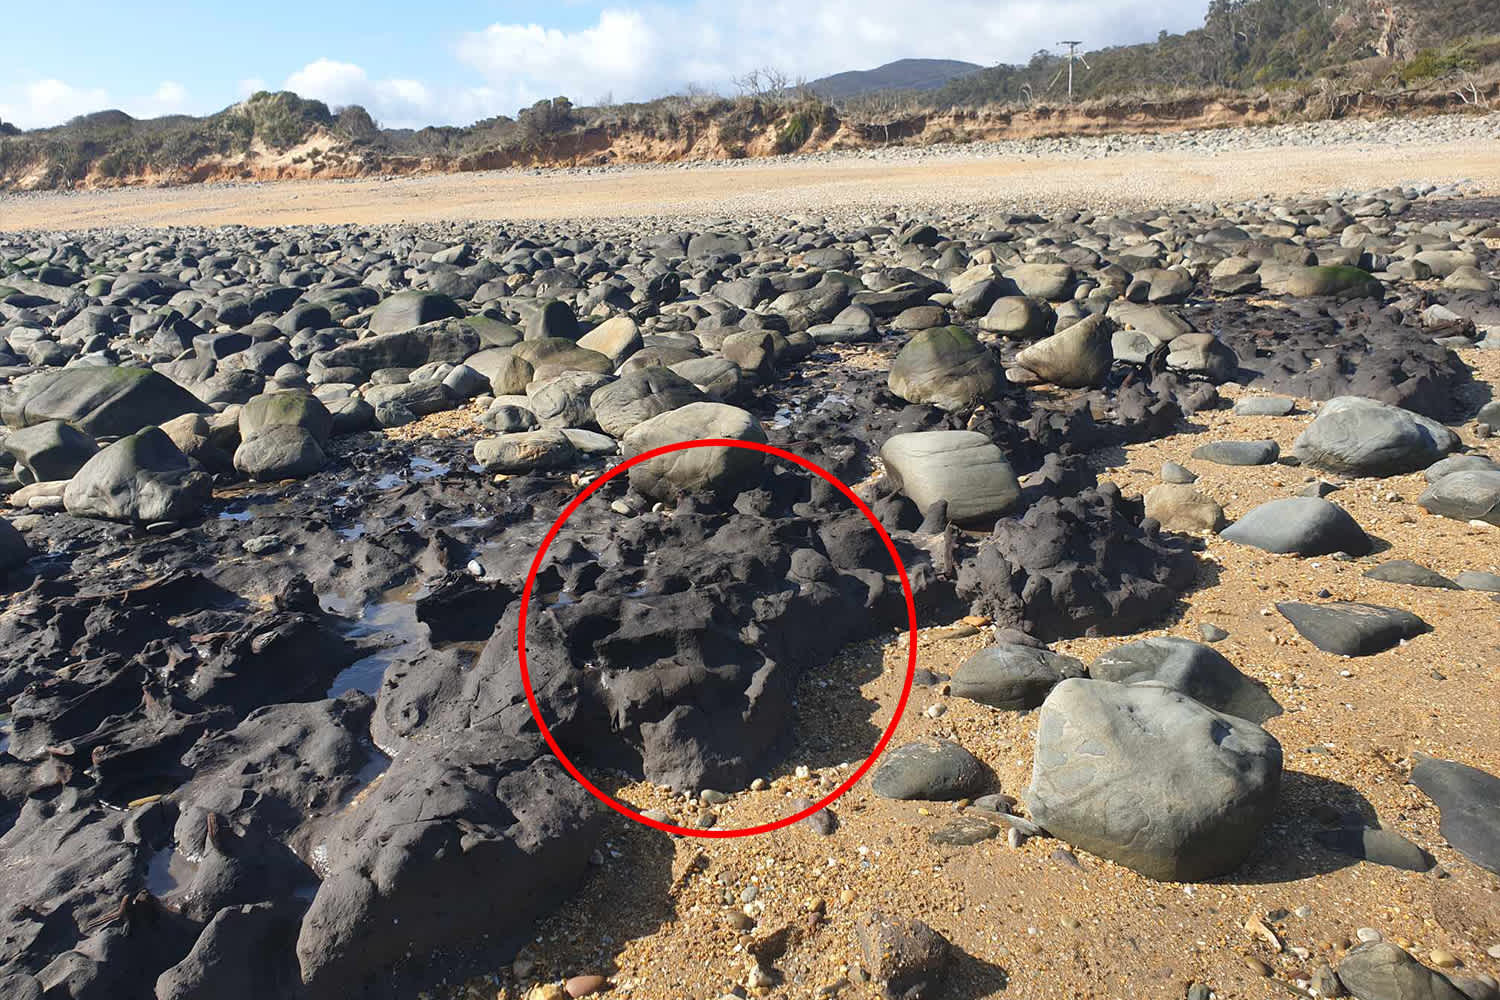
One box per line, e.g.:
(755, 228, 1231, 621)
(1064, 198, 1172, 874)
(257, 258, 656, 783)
(565, 974, 609, 997)
(854, 912, 952, 1000)
(1162, 461, 1197, 484)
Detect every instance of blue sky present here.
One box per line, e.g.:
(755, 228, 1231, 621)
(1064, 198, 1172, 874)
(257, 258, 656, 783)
(0, 0, 1209, 130)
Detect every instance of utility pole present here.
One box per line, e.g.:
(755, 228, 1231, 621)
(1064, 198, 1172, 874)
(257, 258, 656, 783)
(1057, 40, 1088, 102)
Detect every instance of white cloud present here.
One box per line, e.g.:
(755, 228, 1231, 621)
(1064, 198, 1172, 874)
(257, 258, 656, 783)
(453, 0, 1208, 109)
(281, 57, 500, 129)
(0, 78, 193, 129)
(0, 1, 1211, 131)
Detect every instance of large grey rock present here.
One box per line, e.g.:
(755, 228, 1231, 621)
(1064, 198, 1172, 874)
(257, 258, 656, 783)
(620, 402, 766, 500)
(1284, 266, 1384, 299)
(1107, 302, 1194, 342)
(154, 901, 304, 1000)
(1418, 470, 1500, 525)
(1336, 942, 1468, 1000)
(576, 315, 642, 364)
(1276, 601, 1429, 656)
(523, 298, 579, 341)
(1221, 497, 1371, 556)
(1005, 262, 1075, 301)
(1089, 637, 1280, 722)
(1, 366, 211, 438)
(887, 327, 1003, 411)
(2, 420, 97, 481)
(368, 290, 464, 334)
(950, 643, 1085, 710)
(1191, 439, 1279, 466)
(1292, 397, 1458, 476)
(980, 296, 1053, 338)
(1013, 314, 1113, 388)
(879, 430, 1020, 525)
(315, 322, 479, 377)
(234, 426, 327, 482)
(238, 391, 332, 445)
(1410, 755, 1500, 874)
(670, 357, 746, 402)
(1423, 454, 1497, 483)
(527, 372, 613, 430)
(511, 338, 614, 379)
(1363, 560, 1461, 590)
(473, 430, 578, 473)
(870, 741, 987, 801)
(1165, 333, 1239, 382)
(1025, 678, 1283, 881)
(62, 427, 211, 522)
(590, 368, 705, 438)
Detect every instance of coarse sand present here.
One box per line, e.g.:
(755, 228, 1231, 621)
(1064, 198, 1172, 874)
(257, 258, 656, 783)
(4, 137, 1500, 231)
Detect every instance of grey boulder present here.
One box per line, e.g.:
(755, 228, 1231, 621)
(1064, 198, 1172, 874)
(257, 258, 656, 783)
(1410, 755, 1500, 874)
(1, 366, 211, 438)
(870, 741, 988, 801)
(879, 430, 1021, 525)
(1025, 678, 1282, 881)
(590, 368, 705, 438)
(620, 402, 766, 500)
(63, 427, 211, 523)
(1292, 396, 1457, 477)
(1336, 943, 1467, 1000)
(473, 430, 578, 474)
(887, 327, 1003, 411)
(1013, 314, 1113, 388)
(1276, 601, 1429, 656)
(1221, 497, 1370, 556)
(1418, 470, 1500, 525)
(1089, 636, 1280, 722)
(950, 643, 1086, 710)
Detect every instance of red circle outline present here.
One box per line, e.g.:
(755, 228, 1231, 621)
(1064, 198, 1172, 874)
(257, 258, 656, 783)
(517, 438, 918, 838)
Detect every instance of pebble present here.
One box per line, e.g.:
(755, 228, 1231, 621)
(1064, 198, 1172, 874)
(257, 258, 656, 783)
(1199, 623, 1229, 642)
(1430, 949, 1458, 968)
(700, 789, 729, 805)
(750, 778, 767, 791)
(1489, 944, 1500, 959)
(564, 974, 608, 997)
(1244, 956, 1272, 977)
(242, 533, 282, 554)
(1186, 984, 1212, 1000)
(1162, 460, 1197, 484)
(1356, 927, 1382, 943)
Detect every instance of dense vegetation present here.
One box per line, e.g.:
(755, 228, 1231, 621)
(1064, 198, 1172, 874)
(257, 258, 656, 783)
(2, 0, 1497, 189)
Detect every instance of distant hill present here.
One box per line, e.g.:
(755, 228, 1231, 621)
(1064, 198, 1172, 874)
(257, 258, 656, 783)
(932, 0, 1500, 106)
(808, 59, 983, 100)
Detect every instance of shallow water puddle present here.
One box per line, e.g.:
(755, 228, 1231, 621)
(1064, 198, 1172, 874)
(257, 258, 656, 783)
(145, 845, 199, 898)
(372, 456, 452, 491)
(322, 581, 429, 701)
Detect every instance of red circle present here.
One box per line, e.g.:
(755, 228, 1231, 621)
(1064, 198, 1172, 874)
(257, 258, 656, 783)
(517, 438, 919, 838)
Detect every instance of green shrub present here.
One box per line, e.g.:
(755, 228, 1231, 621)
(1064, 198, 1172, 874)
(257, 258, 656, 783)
(775, 112, 812, 153)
